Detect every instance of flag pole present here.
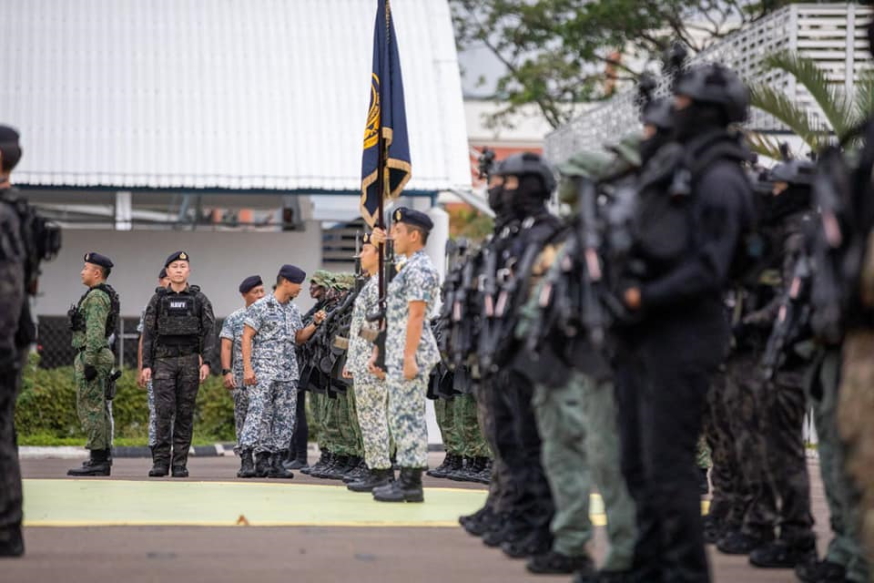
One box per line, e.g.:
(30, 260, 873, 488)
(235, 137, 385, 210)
(376, 0, 389, 305)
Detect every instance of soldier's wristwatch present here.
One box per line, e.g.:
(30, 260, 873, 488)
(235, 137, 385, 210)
(221, 368, 232, 376)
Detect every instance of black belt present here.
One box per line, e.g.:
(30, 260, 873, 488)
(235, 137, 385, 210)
(155, 345, 199, 358)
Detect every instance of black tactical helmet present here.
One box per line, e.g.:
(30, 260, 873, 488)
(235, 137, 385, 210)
(493, 152, 557, 195)
(770, 159, 815, 186)
(674, 63, 750, 124)
(641, 98, 674, 131)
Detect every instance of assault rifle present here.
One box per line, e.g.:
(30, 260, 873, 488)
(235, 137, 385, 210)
(810, 148, 851, 344)
(761, 253, 812, 380)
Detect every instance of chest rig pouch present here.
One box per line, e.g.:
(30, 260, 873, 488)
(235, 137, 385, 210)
(156, 291, 201, 338)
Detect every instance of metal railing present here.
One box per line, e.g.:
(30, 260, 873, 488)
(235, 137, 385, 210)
(545, 3, 874, 163)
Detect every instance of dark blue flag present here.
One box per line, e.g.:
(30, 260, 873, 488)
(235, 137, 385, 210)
(361, 0, 411, 228)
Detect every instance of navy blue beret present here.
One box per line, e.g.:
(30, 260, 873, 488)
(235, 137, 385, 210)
(158, 268, 167, 279)
(83, 252, 113, 269)
(165, 251, 190, 267)
(239, 275, 263, 294)
(279, 264, 306, 284)
(393, 207, 434, 232)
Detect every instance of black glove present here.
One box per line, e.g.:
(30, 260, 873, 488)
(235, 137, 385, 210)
(83, 365, 98, 381)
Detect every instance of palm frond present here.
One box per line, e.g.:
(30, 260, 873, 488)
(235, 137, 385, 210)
(749, 82, 828, 151)
(743, 130, 784, 161)
(763, 51, 856, 140)
(854, 69, 874, 121)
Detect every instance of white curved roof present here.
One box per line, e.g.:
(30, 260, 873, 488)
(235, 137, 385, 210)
(0, 0, 471, 193)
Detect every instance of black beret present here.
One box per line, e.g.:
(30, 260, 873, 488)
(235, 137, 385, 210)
(279, 264, 306, 284)
(362, 232, 376, 247)
(239, 275, 263, 294)
(158, 268, 167, 279)
(393, 207, 434, 232)
(83, 252, 113, 269)
(0, 125, 20, 147)
(0, 125, 22, 167)
(165, 251, 190, 267)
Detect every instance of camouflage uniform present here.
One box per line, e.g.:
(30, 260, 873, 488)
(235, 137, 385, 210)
(703, 366, 748, 534)
(454, 394, 489, 459)
(349, 276, 391, 468)
(137, 309, 167, 447)
(838, 330, 874, 570)
(142, 284, 215, 469)
(811, 347, 869, 582)
(385, 250, 441, 468)
(0, 195, 26, 540)
(239, 294, 303, 454)
(219, 307, 248, 454)
(71, 286, 115, 451)
(435, 397, 462, 457)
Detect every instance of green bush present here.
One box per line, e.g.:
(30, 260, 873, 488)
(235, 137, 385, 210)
(15, 353, 237, 445)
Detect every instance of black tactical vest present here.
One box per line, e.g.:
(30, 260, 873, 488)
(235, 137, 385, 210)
(156, 288, 201, 339)
(69, 283, 120, 338)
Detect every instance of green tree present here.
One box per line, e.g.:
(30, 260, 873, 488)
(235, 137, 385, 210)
(451, 0, 807, 129)
(747, 51, 874, 158)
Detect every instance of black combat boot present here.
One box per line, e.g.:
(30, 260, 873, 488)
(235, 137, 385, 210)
(447, 457, 475, 481)
(238, 450, 256, 478)
(716, 529, 772, 556)
(254, 452, 271, 478)
(148, 461, 170, 477)
(373, 468, 424, 503)
(0, 524, 24, 558)
(68, 449, 111, 477)
(502, 530, 552, 559)
(578, 569, 634, 583)
(749, 537, 817, 569)
(526, 550, 593, 575)
(171, 465, 189, 478)
(795, 557, 846, 582)
(426, 453, 461, 478)
(267, 452, 295, 479)
(473, 458, 492, 484)
(459, 457, 488, 483)
(300, 451, 331, 476)
(320, 455, 350, 480)
(341, 457, 367, 483)
(460, 505, 497, 537)
(310, 453, 340, 478)
(348, 468, 394, 493)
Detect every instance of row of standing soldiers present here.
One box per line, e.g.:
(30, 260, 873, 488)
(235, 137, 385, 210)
(440, 55, 874, 583)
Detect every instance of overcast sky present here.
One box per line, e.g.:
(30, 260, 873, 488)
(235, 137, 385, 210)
(457, 45, 504, 98)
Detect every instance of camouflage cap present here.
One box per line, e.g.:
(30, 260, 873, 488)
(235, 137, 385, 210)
(605, 132, 643, 170)
(556, 150, 613, 179)
(310, 269, 333, 287)
(556, 150, 613, 205)
(333, 273, 356, 291)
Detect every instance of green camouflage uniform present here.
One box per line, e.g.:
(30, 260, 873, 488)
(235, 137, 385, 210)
(434, 397, 462, 456)
(71, 287, 115, 450)
(453, 394, 490, 459)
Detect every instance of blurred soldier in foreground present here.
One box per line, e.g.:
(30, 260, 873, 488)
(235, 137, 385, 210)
(0, 125, 60, 557)
(67, 252, 120, 477)
(512, 141, 640, 580)
(141, 251, 215, 478)
(616, 64, 755, 582)
(219, 275, 265, 477)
